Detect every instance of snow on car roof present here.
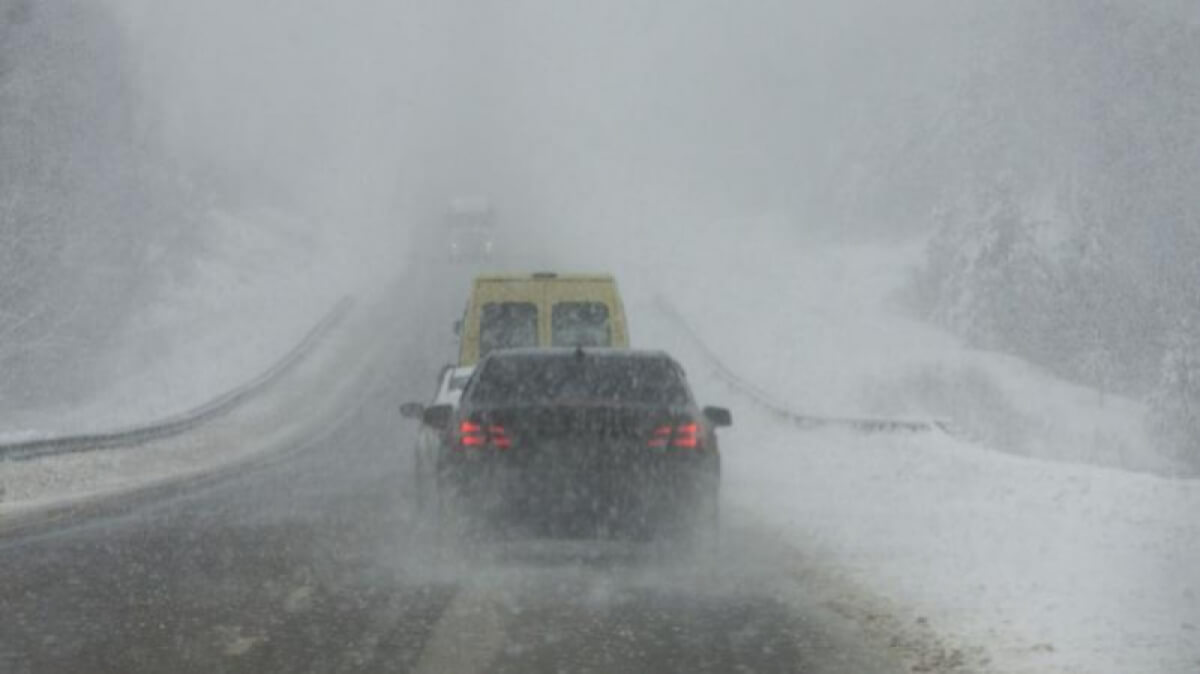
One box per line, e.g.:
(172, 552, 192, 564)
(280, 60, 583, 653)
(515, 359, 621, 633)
(480, 347, 673, 361)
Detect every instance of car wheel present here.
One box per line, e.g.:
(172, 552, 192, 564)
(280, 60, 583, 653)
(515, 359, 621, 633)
(433, 473, 466, 540)
(673, 481, 719, 555)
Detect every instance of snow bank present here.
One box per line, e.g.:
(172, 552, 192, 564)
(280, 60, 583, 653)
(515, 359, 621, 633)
(0, 431, 49, 445)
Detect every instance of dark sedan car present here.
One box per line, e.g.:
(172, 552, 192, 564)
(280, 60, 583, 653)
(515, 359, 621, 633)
(407, 348, 732, 540)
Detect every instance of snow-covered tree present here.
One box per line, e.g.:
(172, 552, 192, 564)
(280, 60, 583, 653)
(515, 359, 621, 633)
(914, 0, 1200, 407)
(917, 175, 1056, 360)
(1150, 324, 1200, 472)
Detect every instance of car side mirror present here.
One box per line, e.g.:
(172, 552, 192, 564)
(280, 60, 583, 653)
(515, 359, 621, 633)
(422, 404, 454, 430)
(703, 406, 732, 428)
(399, 402, 425, 419)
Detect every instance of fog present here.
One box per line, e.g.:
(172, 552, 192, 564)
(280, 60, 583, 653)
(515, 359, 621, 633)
(1, 0, 1196, 469)
(1, 0, 1196, 457)
(112, 1, 430, 248)
(108, 0, 973, 243)
(71, 0, 1200, 473)
(2, 0, 970, 406)
(3, 2, 1200, 671)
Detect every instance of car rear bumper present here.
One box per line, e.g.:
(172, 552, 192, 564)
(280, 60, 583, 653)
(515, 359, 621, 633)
(438, 454, 717, 536)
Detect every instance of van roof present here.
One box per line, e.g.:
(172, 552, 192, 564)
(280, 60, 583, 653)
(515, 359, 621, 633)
(473, 272, 615, 282)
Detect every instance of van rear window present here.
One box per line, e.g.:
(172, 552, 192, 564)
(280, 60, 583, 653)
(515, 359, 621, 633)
(480, 302, 538, 356)
(552, 302, 611, 347)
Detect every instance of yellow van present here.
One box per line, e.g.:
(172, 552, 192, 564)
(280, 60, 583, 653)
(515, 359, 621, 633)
(458, 272, 629, 365)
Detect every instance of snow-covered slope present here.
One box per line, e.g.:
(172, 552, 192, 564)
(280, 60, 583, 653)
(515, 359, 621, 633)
(619, 224, 1166, 475)
(613, 226, 1197, 673)
(2, 208, 356, 440)
(0, 288, 384, 520)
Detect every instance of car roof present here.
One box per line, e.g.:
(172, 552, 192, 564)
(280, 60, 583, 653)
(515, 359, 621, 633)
(437, 365, 473, 384)
(479, 347, 675, 362)
(440, 365, 474, 387)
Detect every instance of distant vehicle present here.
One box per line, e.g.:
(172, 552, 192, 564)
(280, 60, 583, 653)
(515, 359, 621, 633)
(405, 348, 731, 540)
(399, 365, 474, 513)
(456, 272, 629, 365)
(445, 196, 495, 262)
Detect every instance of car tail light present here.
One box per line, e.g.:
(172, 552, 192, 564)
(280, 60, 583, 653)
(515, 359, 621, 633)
(459, 420, 485, 447)
(649, 425, 673, 448)
(673, 422, 700, 449)
(457, 419, 510, 450)
(489, 425, 512, 449)
(648, 421, 702, 450)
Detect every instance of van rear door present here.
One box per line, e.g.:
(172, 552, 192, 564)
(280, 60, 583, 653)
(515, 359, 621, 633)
(464, 278, 543, 363)
(545, 280, 626, 348)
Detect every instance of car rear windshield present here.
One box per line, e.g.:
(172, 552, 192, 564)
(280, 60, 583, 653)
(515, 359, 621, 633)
(469, 355, 691, 406)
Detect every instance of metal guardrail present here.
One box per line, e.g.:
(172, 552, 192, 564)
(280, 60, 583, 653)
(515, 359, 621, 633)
(0, 298, 354, 462)
(655, 295, 952, 435)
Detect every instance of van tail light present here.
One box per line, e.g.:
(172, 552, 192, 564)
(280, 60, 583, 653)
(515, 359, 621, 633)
(457, 419, 511, 450)
(648, 421, 702, 450)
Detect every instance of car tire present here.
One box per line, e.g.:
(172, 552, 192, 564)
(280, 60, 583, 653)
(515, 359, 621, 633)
(415, 453, 436, 514)
(673, 480, 719, 555)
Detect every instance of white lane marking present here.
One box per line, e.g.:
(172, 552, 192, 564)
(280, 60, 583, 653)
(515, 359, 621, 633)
(217, 625, 266, 657)
(413, 584, 506, 674)
(283, 585, 314, 613)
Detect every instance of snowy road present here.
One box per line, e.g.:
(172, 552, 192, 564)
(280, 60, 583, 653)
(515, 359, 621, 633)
(0, 268, 906, 674)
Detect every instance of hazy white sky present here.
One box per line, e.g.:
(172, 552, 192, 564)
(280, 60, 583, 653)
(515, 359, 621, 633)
(104, 0, 973, 245)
